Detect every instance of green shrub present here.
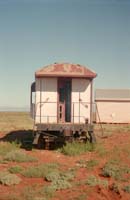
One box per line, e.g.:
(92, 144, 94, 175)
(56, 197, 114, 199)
(9, 165, 24, 174)
(86, 175, 108, 187)
(45, 171, 60, 182)
(61, 169, 75, 181)
(22, 163, 59, 178)
(102, 163, 119, 178)
(4, 150, 37, 162)
(123, 185, 130, 193)
(102, 161, 130, 181)
(44, 178, 72, 192)
(23, 165, 74, 192)
(23, 185, 54, 200)
(0, 171, 21, 186)
(76, 160, 87, 168)
(22, 185, 41, 200)
(52, 178, 72, 190)
(43, 185, 56, 198)
(45, 169, 75, 191)
(45, 169, 75, 182)
(86, 159, 99, 169)
(110, 183, 121, 194)
(76, 159, 99, 170)
(59, 141, 95, 156)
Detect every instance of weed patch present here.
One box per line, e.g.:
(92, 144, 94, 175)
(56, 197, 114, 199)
(22, 184, 58, 200)
(76, 159, 98, 170)
(0, 171, 21, 186)
(102, 161, 130, 181)
(123, 185, 130, 193)
(109, 183, 121, 194)
(44, 168, 75, 191)
(0, 141, 20, 156)
(22, 163, 59, 178)
(86, 159, 99, 169)
(22, 185, 44, 200)
(86, 175, 108, 187)
(9, 165, 24, 174)
(4, 150, 37, 162)
(59, 141, 95, 156)
(45, 169, 75, 182)
(51, 178, 72, 190)
(43, 185, 56, 198)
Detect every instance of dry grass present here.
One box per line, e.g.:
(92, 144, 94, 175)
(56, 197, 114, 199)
(0, 141, 20, 156)
(0, 112, 33, 133)
(0, 112, 130, 200)
(94, 124, 130, 137)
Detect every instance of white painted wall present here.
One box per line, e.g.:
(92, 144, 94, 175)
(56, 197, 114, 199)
(35, 77, 92, 124)
(96, 101, 130, 123)
(35, 77, 57, 123)
(72, 79, 91, 123)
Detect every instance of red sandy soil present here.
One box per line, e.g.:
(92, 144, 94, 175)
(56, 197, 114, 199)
(0, 129, 130, 200)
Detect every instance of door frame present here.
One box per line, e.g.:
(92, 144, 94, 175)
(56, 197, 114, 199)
(57, 78, 72, 123)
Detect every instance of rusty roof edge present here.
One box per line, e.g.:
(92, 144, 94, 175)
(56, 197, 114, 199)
(35, 73, 97, 78)
(35, 63, 97, 78)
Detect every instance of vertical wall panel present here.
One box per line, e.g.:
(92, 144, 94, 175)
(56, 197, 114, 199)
(35, 78, 57, 123)
(72, 79, 91, 123)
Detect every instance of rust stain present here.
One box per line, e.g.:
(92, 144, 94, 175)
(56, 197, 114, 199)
(51, 64, 66, 72)
(70, 64, 82, 73)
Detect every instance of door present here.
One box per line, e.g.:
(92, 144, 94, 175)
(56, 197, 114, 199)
(58, 78, 71, 123)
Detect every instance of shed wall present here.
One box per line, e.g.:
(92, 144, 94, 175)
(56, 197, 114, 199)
(96, 101, 130, 123)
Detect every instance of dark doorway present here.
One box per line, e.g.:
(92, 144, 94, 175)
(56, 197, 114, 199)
(58, 78, 71, 123)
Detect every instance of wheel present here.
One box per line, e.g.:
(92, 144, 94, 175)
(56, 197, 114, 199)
(88, 131, 96, 143)
(37, 135, 45, 149)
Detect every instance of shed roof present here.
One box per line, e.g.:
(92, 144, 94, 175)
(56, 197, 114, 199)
(35, 63, 97, 78)
(95, 89, 130, 101)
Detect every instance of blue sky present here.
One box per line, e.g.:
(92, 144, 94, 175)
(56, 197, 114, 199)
(0, 0, 130, 108)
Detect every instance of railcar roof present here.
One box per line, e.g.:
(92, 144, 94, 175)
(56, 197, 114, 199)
(35, 63, 97, 78)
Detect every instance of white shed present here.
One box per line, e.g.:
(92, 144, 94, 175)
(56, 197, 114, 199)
(95, 89, 130, 123)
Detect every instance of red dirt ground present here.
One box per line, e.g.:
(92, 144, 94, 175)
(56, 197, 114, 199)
(0, 127, 130, 200)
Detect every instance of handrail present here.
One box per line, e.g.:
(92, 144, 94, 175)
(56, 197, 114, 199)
(34, 101, 96, 124)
